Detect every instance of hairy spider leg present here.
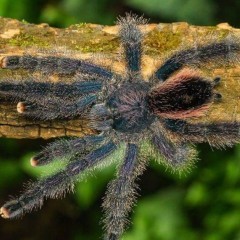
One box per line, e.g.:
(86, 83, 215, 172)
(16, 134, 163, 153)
(0, 56, 112, 120)
(153, 40, 240, 82)
(118, 14, 144, 77)
(103, 143, 146, 240)
(164, 119, 240, 148)
(0, 141, 117, 219)
(17, 94, 97, 120)
(1, 55, 113, 78)
(0, 80, 102, 103)
(31, 135, 105, 166)
(150, 129, 197, 168)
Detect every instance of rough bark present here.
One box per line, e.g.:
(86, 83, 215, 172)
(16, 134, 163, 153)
(0, 17, 240, 139)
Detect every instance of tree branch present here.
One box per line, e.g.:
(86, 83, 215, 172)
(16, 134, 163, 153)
(0, 17, 240, 139)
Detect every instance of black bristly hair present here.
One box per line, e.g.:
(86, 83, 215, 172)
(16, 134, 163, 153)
(1, 13, 240, 240)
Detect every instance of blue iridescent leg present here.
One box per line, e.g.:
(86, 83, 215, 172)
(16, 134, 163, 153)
(153, 40, 240, 82)
(31, 135, 105, 166)
(103, 143, 147, 240)
(164, 119, 240, 148)
(0, 141, 117, 219)
(17, 94, 97, 120)
(0, 80, 102, 103)
(1, 55, 113, 78)
(118, 14, 145, 77)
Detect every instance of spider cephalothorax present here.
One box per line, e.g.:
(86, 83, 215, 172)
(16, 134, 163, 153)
(1, 13, 240, 240)
(107, 82, 154, 133)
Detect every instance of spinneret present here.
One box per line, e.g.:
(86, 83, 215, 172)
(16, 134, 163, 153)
(1, 13, 240, 240)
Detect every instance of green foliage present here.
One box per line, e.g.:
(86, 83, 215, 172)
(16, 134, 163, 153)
(124, 189, 193, 240)
(126, 0, 216, 25)
(0, 0, 43, 23)
(74, 165, 115, 208)
(0, 161, 22, 187)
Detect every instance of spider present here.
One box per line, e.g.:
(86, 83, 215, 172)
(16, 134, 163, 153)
(1, 13, 240, 240)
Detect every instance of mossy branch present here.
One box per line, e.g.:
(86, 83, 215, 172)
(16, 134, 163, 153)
(0, 17, 240, 139)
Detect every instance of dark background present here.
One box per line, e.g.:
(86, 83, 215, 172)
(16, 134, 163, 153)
(0, 0, 240, 239)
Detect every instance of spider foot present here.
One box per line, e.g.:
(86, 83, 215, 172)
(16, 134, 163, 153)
(0, 205, 11, 219)
(17, 101, 35, 113)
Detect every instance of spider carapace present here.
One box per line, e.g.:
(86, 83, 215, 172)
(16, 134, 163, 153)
(1, 13, 240, 240)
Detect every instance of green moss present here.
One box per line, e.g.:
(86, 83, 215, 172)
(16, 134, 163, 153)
(69, 23, 95, 33)
(74, 38, 119, 53)
(197, 27, 230, 40)
(9, 32, 50, 47)
(144, 29, 182, 55)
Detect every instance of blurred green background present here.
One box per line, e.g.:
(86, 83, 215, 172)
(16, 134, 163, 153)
(1, 0, 240, 240)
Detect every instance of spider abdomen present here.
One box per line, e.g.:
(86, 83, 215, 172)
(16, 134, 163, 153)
(106, 82, 154, 133)
(147, 69, 218, 119)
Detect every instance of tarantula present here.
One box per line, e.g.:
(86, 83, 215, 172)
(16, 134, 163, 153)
(1, 14, 240, 240)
